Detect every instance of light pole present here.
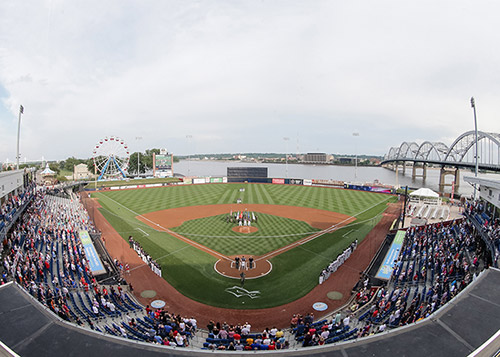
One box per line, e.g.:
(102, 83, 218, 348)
(135, 136, 142, 177)
(16, 105, 24, 170)
(471, 97, 479, 200)
(401, 185, 408, 229)
(186, 135, 192, 176)
(283, 137, 290, 178)
(353, 132, 360, 179)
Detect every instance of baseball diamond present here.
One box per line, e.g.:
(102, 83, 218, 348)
(90, 182, 397, 315)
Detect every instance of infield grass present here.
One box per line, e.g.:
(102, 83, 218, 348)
(172, 213, 319, 256)
(92, 183, 396, 309)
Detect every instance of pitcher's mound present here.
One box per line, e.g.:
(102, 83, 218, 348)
(232, 226, 258, 234)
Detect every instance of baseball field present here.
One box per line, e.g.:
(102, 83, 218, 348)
(91, 183, 397, 309)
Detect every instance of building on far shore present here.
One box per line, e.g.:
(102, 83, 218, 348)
(303, 153, 327, 163)
(338, 157, 354, 165)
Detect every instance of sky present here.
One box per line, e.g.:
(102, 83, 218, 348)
(1, 0, 500, 163)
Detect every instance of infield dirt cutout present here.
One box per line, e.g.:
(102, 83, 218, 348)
(137, 204, 355, 278)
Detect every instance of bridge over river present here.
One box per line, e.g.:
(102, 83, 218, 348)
(382, 131, 500, 192)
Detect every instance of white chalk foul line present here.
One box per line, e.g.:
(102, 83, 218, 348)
(97, 192, 392, 263)
(343, 229, 354, 238)
(135, 227, 149, 236)
(256, 195, 393, 262)
(97, 193, 231, 261)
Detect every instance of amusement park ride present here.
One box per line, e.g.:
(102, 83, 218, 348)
(92, 136, 130, 181)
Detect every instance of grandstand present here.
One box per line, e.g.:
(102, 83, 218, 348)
(1, 174, 500, 356)
(1, 267, 499, 356)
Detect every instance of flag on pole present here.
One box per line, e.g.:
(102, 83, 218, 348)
(20, 105, 24, 114)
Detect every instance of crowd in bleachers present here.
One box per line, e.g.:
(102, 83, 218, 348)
(117, 305, 197, 346)
(290, 311, 359, 346)
(0, 187, 150, 338)
(0, 184, 36, 243)
(293, 216, 489, 345)
(465, 200, 500, 263)
(203, 320, 288, 350)
(2, 189, 105, 313)
(347, 218, 486, 337)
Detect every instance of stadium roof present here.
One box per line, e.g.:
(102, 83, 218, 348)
(464, 176, 500, 190)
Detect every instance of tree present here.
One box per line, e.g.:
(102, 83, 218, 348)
(61, 157, 85, 171)
(86, 159, 95, 174)
(142, 149, 161, 172)
(49, 162, 60, 174)
(129, 152, 145, 175)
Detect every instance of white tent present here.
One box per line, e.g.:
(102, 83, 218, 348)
(409, 187, 440, 206)
(410, 188, 439, 198)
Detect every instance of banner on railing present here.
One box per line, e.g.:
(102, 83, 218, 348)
(79, 230, 106, 276)
(375, 230, 404, 280)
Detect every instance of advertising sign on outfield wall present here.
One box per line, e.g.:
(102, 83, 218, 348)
(313, 179, 344, 187)
(183, 178, 192, 184)
(193, 178, 205, 184)
(303, 179, 313, 186)
(223, 177, 228, 183)
(370, 187, 394, 194)
(210, 177, 224, 183)
(272, 178, 285, 184)
(345, 184, 394, 194)
(145, 183, 163, 188)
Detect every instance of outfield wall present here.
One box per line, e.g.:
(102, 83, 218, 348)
(86, 175, 396, 194)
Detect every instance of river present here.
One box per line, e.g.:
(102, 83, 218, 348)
(173, 160, 500, 197)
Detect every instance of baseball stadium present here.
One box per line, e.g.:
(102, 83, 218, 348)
(1, 164, 500, 357)
(4, 1, 500, 355)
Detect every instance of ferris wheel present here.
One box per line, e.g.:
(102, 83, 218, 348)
(92, 136, 130, 180)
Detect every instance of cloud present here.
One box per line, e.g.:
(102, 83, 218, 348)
(1, 0, 500, 162)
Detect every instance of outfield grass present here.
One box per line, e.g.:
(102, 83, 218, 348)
(93, 183, 397, 309)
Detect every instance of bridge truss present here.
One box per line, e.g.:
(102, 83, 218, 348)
(383, 131, 500, 172)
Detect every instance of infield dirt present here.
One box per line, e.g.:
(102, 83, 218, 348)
(137, 204, 355, 278)
(137, 204, 353, 230)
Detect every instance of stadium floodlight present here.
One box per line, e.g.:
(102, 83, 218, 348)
(135, 136, 142, 177)
(353, 132, 360, 179)
(16, 105, 24, 170)
(471, 97, 478, 200)
(283, 137, 290, 178)
(186, 135, 193, 176)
